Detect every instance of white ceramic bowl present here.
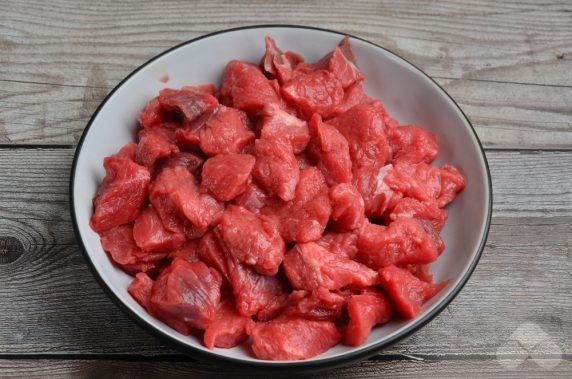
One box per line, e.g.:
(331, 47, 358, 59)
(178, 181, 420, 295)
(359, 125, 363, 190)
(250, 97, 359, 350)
(70, 25, 492, 371)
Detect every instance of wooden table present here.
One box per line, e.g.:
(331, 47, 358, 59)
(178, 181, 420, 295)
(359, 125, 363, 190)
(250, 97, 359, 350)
(1, 0, 571, 377)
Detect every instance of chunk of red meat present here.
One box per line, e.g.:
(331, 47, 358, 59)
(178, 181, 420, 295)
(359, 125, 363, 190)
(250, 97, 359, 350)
(388, 198, 448, 232)
(295, 166, 329, 201)
(292, 36, 363, 90)
(262, 168, 331, 243)
(91, 152, 151, 233)
(328, 103, 391, 169)
(278, 195, 331, 243)
(229, 259, 287, 318)
(343, 290, 393, 346)
(197, 231, 231, 279)
(337, 36, 357, 63)
(371, 100, 401, 130)
(150, 166, 223, 237)
(168, 240, 200, 264)
(128, 272, 154, 310)
(388, 198, 447, 253)
(215, 205, 285, 276)
(133, 207, 186, 252)
(158, 87, 218, 123)
(255, 293, 290, 322)
(220, 60, 282, 113)
(386, 197, 447, 254)
(399, 263, 434, 283)
(283, 242, 377, 291)
(100, 224, 166, 274)
(378, 265, 445, 319)
(156, 152, 204, 176)
(201, 153, 256, 201)
(328, 103, 400, 217)
(114, 142, 137, 160)
(437, 165, 465, 207)
(198, 231, 286, 318)
(329, 82, 373, 117)
(261, 36, 304, 84)
(252, 137, 299, 201)
(172, 123, 201, 149)
(329, 183, 366, 232)
(352, 164, 402, 217)
(248, 317, 341, 360)
(138, 97, 171, 129)
(149, 259, 222, 333)
(259, 104, 310, 154)
(388, 125, 439, 164)
(281, 69, 345, 119)
(199, 106, 255, 156)
(307, 114, 352, 185)
(137, 122, 178, 143)
(316, 232, 359, 259)
(173, 105, 255, 156)
(203, 301, 250, 349)
(232, 181, 271, 211)
(385, 162, 442, 202)
(283, 287, 345, 321)
(325, 42, 364, 89)
(357, 219, 439, 269)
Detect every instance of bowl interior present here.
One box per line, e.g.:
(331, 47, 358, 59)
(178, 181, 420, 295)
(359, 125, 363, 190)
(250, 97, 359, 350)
(72, 26, 491, 365)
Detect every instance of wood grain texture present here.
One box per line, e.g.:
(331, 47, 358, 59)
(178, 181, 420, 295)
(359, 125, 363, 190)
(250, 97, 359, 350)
(1, 0, 570, 86)
(0, 0, 571, 146)
(0, 358, 570, 378)
(0, 149, 570, 357)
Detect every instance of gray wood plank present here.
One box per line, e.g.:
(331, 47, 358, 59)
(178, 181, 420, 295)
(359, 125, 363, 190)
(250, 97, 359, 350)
(1, 0, 570, 86)
(0, 0, 571, 146)
(0, 149, 570, 356)
(0, 358, 570, 378)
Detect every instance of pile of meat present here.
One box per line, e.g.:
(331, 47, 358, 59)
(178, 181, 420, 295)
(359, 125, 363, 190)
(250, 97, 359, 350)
(90, 36, 465, 361)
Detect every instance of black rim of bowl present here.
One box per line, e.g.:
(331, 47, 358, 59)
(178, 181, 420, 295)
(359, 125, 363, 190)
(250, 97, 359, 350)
(69, 24, 493, 372)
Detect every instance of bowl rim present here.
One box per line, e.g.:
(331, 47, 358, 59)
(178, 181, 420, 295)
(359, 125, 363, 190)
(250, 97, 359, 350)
(69, 24, 493, 372)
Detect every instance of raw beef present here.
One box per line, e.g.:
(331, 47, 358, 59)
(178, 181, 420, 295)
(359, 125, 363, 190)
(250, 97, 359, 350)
(133, 206, 186, 252)
(343, 290, 393, 346)
(203, 301, 250, 349)
(252, 137, 299, 201)
(201, 153, 255, 201)
(90, 150, 151, 233)
(283, 242, 378, 291)
(378, 265, 445, 319)
(149, 258, 222, 333)
(101, 224, 166, 274)
(215, 205, 285, 276)
(92, 35, 467, 361)
(248, 317, 341, 360)
(150, 166, 223, 237)
(306, 114, 352, 185)
(328, 183, 366, 232)
(261, 167, 331, 243)
(259, 103, 310, 154)
(357, 219, 439, 269)
(261, 36, 304, 83)
(220, 60, 282, 113)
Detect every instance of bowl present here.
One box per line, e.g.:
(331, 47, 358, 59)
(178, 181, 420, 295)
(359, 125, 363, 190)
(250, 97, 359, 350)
(70, 25, 492, 371)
